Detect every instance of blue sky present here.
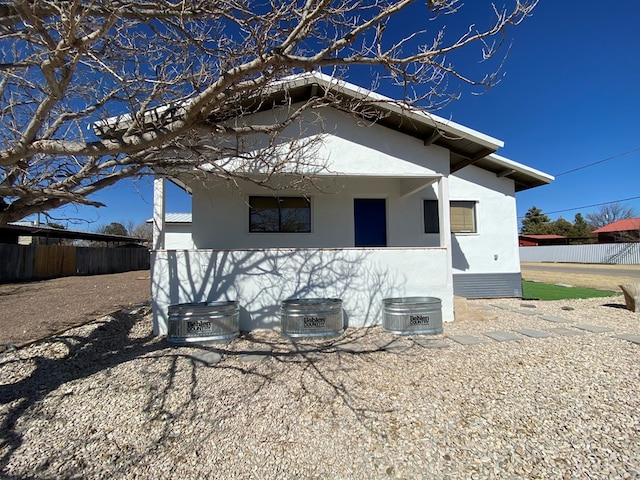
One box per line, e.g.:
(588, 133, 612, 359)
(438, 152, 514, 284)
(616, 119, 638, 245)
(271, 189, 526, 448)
(439, 0, 640, 224)
(45, 1, 640, 231)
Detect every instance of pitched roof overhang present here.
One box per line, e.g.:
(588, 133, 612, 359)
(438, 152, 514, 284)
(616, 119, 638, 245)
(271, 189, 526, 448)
(264, 73, 553, 191)
(94, 72, 553, 192)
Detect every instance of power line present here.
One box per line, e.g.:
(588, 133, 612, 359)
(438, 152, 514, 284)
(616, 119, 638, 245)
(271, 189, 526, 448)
(517, 195, 640, 218)
(553, 146, 640, 177)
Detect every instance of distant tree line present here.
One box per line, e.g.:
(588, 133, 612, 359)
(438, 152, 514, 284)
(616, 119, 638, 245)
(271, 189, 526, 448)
(520, 202, 637, 244)
(94, 221, 152, 241)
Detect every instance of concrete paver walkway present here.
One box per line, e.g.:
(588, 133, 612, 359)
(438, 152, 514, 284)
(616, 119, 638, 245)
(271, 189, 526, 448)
(186, 302, 638, 363)
(514, 328, 552, 338)
(574, 324, 614, 333)
(484, 331, 522, 342)
(616, 334, 640, 345)
(540, 315, 572, 323)
(548, 327, 586, 337)
(448, 335, 486, 346)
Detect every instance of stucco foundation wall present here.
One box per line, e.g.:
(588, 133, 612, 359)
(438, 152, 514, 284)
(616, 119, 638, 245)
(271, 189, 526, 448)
(449, 165, 520, 276)
(151, 247, 453, 335)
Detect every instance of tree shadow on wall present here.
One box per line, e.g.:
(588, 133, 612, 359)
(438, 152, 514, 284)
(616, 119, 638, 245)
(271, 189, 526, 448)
(153, 248, 407, 331)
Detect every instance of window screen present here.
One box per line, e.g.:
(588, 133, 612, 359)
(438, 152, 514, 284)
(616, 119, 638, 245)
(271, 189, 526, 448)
(450, 201, 476, 233)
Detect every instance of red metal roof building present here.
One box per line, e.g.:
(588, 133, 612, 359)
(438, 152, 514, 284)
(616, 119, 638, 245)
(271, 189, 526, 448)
(518, 234, 569, 247)
(592, 218, 640, 243)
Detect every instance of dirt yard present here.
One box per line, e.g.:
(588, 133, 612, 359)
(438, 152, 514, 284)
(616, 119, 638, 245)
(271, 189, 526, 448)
(0, 270, 151, 348)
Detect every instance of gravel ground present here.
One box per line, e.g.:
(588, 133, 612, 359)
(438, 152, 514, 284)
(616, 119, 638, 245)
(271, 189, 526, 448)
(1, 296, 639, 479)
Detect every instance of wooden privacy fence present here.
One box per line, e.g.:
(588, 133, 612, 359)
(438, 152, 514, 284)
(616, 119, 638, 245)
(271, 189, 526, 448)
(76, 246, 150, 275)
(35, 245, 76, 278)
(0, 244, 150, 283)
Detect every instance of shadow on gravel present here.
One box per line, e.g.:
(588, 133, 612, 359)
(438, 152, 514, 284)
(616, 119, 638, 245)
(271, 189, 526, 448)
(0, 306, 407, 478)
(602, 303, 628, 310)
(206, 327, 409, 427)
(0, 305, 164, 475)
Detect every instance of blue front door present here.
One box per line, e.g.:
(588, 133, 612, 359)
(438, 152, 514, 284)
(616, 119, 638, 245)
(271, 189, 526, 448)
(354, 198, 387, 247)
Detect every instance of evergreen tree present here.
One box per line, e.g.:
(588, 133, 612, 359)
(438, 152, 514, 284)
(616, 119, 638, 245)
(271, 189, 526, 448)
(520, 206, 552, 234)
(552, 217, 573, 236)
(570, 213, 593, 242)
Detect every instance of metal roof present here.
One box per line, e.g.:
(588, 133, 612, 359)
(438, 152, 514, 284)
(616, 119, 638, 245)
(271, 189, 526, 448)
(146, 213, 192, 224)
(592, 218, 640, 233)
(519, 234, 568, 239)
(2, 223, 147, 244)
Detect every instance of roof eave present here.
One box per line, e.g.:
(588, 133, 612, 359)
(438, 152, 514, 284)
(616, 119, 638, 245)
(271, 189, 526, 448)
(93, 72, 553, 192)
(480, 153, 554, 192)
(280, 72, 504, 151)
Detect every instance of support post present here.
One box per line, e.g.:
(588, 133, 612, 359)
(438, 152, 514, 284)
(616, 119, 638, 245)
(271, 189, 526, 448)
(153, 175, 166, 251)
(437, 175, 453, 289)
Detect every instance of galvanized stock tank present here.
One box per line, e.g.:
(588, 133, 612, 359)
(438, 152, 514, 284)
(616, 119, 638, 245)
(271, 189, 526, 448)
(382, 297, 443, 335)
(167, 301, 240, 344)
(281, 298, 344, 338)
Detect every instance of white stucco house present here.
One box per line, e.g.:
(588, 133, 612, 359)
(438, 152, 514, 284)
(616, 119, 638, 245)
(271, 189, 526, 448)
(146, 212, 193, 250)
(129, 73, 553, 334)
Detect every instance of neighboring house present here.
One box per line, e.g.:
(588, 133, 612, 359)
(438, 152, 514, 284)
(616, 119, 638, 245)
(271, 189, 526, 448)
(0, 222, 146, 246)
(519, 234, 569, 247)
(146, 213, 193, 249)
(0, 223, 149, 282)
(102, 73, 553, 334)
(592, 218, 640, 243)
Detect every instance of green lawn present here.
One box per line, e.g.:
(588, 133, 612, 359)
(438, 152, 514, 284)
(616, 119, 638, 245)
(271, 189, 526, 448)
(522, 281, 619, 301)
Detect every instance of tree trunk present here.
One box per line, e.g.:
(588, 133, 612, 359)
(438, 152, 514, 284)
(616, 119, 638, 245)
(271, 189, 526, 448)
(619, 284, 640, 313)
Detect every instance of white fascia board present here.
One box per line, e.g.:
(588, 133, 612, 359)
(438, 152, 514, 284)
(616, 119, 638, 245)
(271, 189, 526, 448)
(279, 72, 504, 150)
(91, 101, 191, 136)
(486, 153, 555, 184)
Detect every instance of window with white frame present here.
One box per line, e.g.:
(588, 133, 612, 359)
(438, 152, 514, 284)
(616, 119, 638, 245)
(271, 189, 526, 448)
(450, 201, 477, 233)
(423, 199, 478, 233)
(423, 199, 440, 233)
(249, 196, 311, 233)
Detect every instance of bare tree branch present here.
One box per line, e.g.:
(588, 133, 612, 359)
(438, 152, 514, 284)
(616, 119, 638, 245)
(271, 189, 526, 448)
(0, 0, 537, 224)
(586, 202, 638, 230)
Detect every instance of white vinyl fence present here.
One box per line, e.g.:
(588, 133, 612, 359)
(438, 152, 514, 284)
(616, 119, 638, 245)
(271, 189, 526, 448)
(519, 243, 640, 265)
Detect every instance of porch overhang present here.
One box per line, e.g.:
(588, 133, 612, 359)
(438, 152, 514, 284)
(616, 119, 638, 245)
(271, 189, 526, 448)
(400, 177, 438, 197)
(160, 169, 442, 198)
